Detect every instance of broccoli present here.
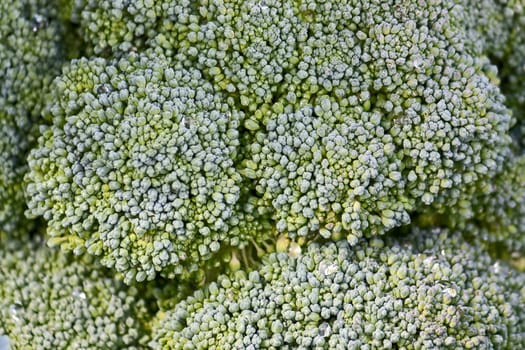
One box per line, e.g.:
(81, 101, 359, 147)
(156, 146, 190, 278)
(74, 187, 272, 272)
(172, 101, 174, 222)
(25, 0, 518, 283)
(1, 0, 525, 348)
(151, 227, 525, 349)
(25, 50, 275, 283)
(459, 0, 525, 146)
(0, 0, 67, 238)
(175, 0, 513, 242)
(0, 236, 151, 349)
(56, 0, 197, 56)
(419, 154, 525, 260)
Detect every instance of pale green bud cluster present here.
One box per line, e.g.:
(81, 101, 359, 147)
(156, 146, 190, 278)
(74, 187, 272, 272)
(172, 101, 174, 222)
(0, 237, 151, 349)
(25, 50, 247, 283)
(59, 0, 197, 56)
(228, 0, 513, 240)
(422, 154, 525, 258)
(0, 0, 66, 238)
(151, 228, 525, 349)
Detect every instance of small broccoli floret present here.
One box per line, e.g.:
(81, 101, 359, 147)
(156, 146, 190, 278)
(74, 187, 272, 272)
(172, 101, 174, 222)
(243, 97, 412, 241)
(458, 0, 516, 56)
(0, 236, 151, 349)
(0, 0, 64, 116)
(459, 0, 525, 146)
(25, 50, 252, 283)
(58, 0, 197, 56)
(151, 227, 525, 349)
(0, 0, 66, 238)
(420, 154, 525, 260)
(464, 154, 525, 262)
(499, 21, 525, 149)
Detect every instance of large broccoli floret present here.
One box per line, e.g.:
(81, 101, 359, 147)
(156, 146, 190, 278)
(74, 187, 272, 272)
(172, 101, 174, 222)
(24, 50, 271, 283)
(222, 0, 512, 241)
(242, 97, 412, 241)
(151, 227, 525, 349)
(0, 0, 66, 238)
(0, 236, 151, 349)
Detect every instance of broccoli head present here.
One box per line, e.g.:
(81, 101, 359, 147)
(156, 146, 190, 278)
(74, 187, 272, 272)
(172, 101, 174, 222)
(227, 0, 512, 241)
(0, 236, 151, 349)
(1, 0, 525, 348)
(151, 227, 525, 349)
(24, 50, 266, 283)
(25, 0, 519, 281)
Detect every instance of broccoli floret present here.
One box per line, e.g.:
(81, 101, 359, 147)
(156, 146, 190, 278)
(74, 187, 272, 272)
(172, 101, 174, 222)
(228, 0, 512, 241)
(463, 155, 525, 263)
(0, 114, 33, 239)
(0, 0, 66, 238)
(151, 227, 525, 349)
(0, 0, 64, 116)
(57, 0, 197, 56)
(420, 154, 525, 262)
(242, 98, 412, 241)
(459, 0, 525, 146)
(24, 50, 268, 283)
(0, 236, 151, 349)
(499, 20, 525, 149)
(458, 0, 516, 55)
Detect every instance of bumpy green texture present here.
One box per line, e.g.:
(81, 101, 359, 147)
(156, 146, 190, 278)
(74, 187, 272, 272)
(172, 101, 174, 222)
(227, 0, 511, 240)
(1, 0, 525, 348)
(0, 0, 65, 238)
(58, 0, 196, 55)
(460, 0, 525, 146)
(24, 50, 255, 283)
(0, 237, 151, 349)
(502, 17, 525, 149)
(25, 0, 522, 281)
(419, 0, 525, 252)
(467, 154, 525, 253)
(151, 228, 525, 349)
(0, 115, 32, 239)
(420, 154, 525, 259)
(459, 0, 518, 56)
(243, 98, 411, 241)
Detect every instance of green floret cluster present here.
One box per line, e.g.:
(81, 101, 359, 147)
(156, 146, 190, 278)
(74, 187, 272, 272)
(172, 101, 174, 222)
(0, 0, 66, 238)
(459, 0, 525, 146)
(57, 0, 197, 56)
(176, 0, 514, 242)
(0, 236, 151, 349)
(420, 154, 525, 257)
(1, 0, 525, 348)
(151, 228, 525, 349)
(24, 0, 521, 283)
(25, 50, 251, 283)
